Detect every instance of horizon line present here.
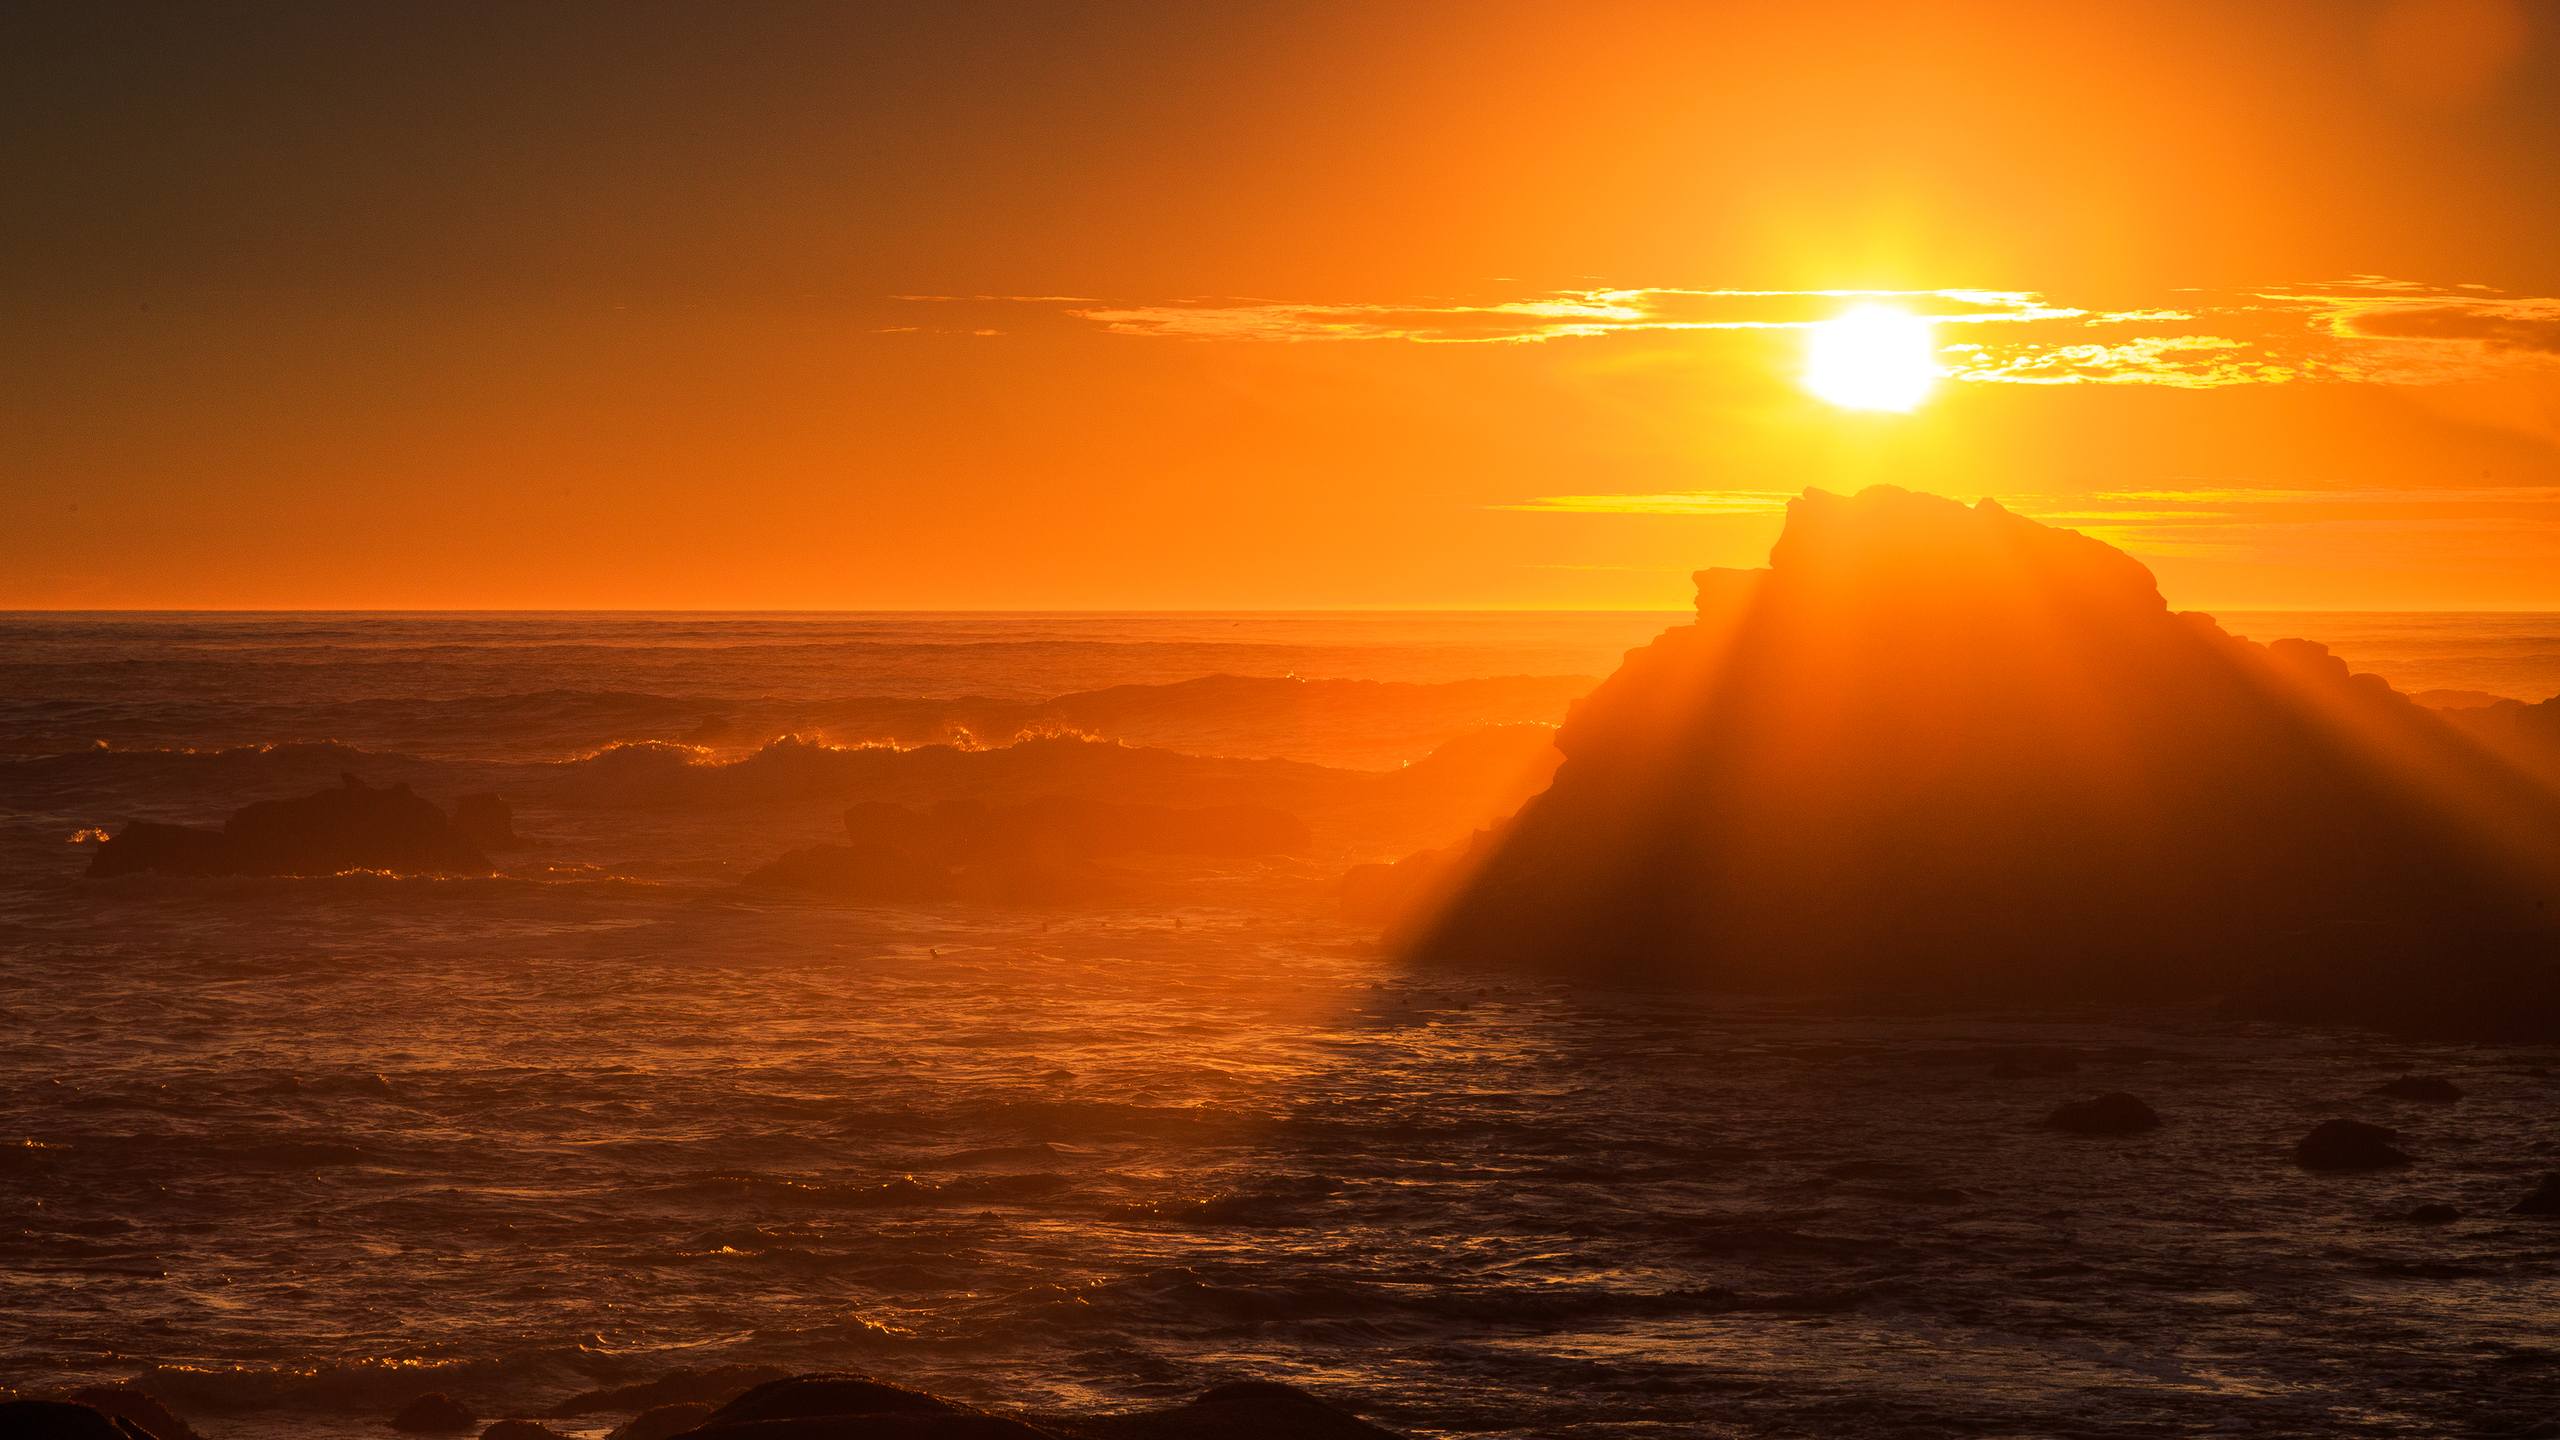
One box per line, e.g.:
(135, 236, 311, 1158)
(9, 604, 2560, 618)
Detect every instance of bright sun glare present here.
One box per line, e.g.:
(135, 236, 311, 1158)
(1802, 304, 1939, 413)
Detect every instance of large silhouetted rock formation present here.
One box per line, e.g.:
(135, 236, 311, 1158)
(1411, 487, 2560, 1026)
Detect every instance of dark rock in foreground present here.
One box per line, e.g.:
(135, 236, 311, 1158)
(2045, 1092, 2161, 1135)
(663, 1372, 1404, 1440)
(2374, 1075, 2463, 1102)
(87, 775, 491, 879)
(2400, 1203, 2462, 1224)
(393, 1393, 479, 1432)
(1404, 486, 2560, 1041)
(0, 1399, 164, 1440)
(64, 1387, 200, 1440)
(0, 1387, 200, 1440)
(2511, 1173, 2560, 1215)
(2295, 1119, 2410, 1172)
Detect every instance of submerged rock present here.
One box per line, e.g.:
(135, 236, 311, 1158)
(606, 1403, 716, 1440)
(2510, 1173, 2560, 1215)
(1077, 1379, 1406, 1438)
(2295, 1119, 2411, 1172)
(2374, 1075, 2464, 1102)
(391, 1394, 478, 1433)
(555, 1366, 794, 1418)
(87, 775, 491, 878)
(2400, 1203, 2463, 1224)
(1403, 486, 2560, 1037)
(2045, 1092, 2161, 1135)
(658, 1371, 1405, 1439)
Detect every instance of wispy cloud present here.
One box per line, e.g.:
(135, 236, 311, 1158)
(1940, 335, 2294, 388)
(888, 276, 2560, 390)
(903, 288, 2077, 345)
(1945, 278, 2560, 388)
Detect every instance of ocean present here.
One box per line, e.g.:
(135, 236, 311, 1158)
(5, 610, 2560, 1439)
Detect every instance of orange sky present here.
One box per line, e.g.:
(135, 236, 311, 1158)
(7, 0, 2560, 610)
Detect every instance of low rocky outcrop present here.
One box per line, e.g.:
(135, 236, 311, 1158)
(1400, 486, 2560, 1039)
(662, 1372, 1404, 1440)
(616, 675, 1579, 772)
(86, 775, 491, 879)
(2443, 690, 2560, 789)
(2510, 1173, 2560, 1216)
(2374, 1075, 2463, 1102)
(744, 840, 970, 902)
(450, 793, 522, 850)
(2045, 1093, 2161, 1135)
(563, 727, 1552, 862)
(480, 1424, 570, 1440)
(2413, 689, 2507, 711)
(2295, 1119, 2411, 1172)
(391, 1394, 478, 1433)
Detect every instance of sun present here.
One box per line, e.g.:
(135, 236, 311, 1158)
(1802, 303, 1939, 412)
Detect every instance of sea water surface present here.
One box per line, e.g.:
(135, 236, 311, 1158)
(5, 611, 2560, 1439)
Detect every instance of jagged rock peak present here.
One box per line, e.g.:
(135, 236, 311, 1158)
(1695, 485, 2167, 621)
